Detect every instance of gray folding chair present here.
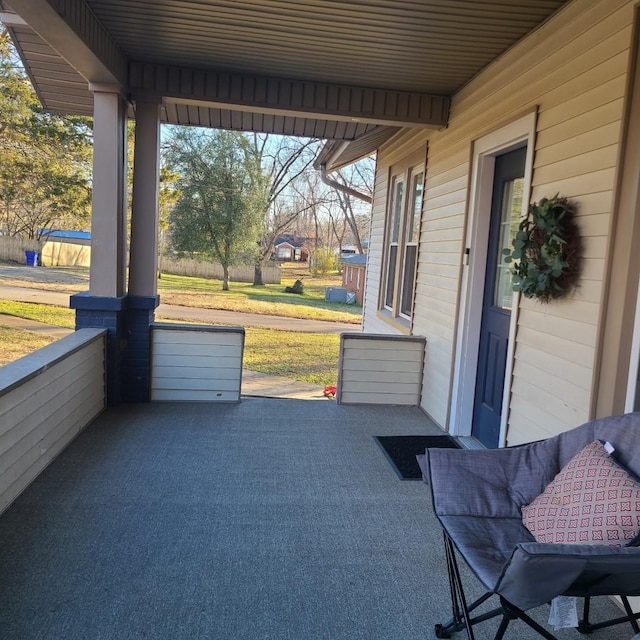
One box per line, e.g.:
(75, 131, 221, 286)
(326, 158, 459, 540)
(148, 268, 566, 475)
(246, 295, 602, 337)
(428, 413, 640, 640)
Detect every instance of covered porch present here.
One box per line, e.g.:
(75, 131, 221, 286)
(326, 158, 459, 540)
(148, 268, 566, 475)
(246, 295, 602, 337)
(0, 398, 625, 639)
(0, 0, 570, 406)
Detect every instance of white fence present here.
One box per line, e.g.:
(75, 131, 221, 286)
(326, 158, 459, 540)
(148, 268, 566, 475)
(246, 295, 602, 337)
(0, 236, 41, 263)
(0, 329, 107, 515)
(161, 257, 281, 284)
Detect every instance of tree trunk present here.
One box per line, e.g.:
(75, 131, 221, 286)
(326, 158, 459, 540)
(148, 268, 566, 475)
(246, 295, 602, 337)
(253, 263, 264, 286)
(222, 264, 230, 291)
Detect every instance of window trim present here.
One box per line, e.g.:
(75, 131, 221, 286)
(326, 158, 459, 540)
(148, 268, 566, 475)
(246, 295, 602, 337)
(399, 169, 424, 320)
(380, 158, 425, 324)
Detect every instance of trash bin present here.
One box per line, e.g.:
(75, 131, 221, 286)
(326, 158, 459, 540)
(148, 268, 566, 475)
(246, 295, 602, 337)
(25, 250, 39, 267)
(325, 287, 348, 303)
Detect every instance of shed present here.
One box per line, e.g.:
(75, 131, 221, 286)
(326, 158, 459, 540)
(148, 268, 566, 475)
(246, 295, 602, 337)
(40, 230, 91, 267)
(341, 254, 367, 305)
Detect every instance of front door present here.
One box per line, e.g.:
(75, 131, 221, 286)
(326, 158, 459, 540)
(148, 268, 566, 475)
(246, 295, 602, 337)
(471, 147, 526, 448)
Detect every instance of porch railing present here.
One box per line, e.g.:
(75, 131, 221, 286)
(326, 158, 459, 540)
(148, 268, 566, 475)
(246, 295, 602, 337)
(337, 333, 426, 405)
(150, 323, 245, 402)
(0, 328, 107, 514)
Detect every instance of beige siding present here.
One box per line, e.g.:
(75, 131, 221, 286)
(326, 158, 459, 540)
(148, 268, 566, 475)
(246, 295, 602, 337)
(366, 0, 634, 440)
(338, 334, 425, 405)
(151, 325, 244, 402)
(0, 329, 106, 514)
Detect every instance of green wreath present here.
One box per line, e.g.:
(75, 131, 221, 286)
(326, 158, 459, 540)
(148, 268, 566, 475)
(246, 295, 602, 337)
(503, 195, 580, 302)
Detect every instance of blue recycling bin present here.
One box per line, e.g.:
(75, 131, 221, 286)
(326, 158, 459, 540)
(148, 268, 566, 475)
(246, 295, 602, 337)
(25, 250, 39, 267)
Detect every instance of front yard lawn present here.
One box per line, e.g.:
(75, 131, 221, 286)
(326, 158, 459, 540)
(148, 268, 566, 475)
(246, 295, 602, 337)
(0, 301, 339, 385)
(157, 272, 361, 324)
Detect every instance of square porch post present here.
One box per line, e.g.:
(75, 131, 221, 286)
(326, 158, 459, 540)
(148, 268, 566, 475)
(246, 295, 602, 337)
(71, 86, 128, 405)
(124, 97, 162, 402)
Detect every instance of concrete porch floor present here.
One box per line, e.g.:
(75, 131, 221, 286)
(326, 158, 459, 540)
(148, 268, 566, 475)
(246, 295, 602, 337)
(0, 399, 628, 640)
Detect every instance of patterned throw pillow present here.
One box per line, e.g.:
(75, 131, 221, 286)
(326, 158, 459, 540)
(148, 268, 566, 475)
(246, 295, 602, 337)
(522, 440, 640, 546)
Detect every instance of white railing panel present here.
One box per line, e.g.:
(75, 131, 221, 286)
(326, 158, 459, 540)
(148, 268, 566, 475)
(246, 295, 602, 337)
(151, 324, 244, 403)
(0, 329, 106, 515)
(337, 333, 426, 406)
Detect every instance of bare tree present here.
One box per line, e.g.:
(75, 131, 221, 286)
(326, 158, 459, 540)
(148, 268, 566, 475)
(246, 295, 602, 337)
(249, 134, 321, 285)
(293, 169, 329, 251)
(322, 157, 375, 254)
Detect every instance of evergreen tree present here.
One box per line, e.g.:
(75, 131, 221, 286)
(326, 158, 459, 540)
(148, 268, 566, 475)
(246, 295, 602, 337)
(0, 29, 92, 238)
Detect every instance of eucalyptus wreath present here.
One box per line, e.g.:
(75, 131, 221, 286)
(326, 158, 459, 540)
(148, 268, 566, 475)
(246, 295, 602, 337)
(503, 195, 580, 302)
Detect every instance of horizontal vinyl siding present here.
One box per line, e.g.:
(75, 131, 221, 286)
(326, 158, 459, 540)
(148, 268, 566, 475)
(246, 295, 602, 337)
(413, 147, 467, 425)
(372, 0, 633, 437)
(362, 160, 390, 334)
(338, 335, 425, 405)
(151, 326, 244, 402)
(0, 331, 106, 514)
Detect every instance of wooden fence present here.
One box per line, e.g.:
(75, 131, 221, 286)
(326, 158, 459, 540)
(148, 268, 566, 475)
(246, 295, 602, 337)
(160, 257, 281, 284)
(0, 237, 42, 263)
(0, 237, 281, 284)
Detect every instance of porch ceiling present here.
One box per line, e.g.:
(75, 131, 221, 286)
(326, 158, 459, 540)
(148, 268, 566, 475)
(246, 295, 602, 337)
(2, 0, 568, 153)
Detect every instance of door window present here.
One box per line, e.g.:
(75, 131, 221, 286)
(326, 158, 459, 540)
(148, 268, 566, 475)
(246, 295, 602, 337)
(493, 177, 524, 310)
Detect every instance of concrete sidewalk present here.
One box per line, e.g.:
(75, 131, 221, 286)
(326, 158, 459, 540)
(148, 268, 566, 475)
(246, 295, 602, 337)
(0, 313, 330, 400)
(0, 284, 360, 334)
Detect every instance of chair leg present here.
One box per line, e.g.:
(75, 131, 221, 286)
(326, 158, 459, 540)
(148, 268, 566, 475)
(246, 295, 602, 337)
(435, 531, 478, 639)
(435, 532, 502, 639)
(577, 595, 640, 635)
(435, 531, 564, 640)
(622, 596, 640, 635)
(578, 597, 591, 634)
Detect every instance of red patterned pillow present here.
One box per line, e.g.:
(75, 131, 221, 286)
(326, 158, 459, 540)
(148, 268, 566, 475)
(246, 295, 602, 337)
(522, 440, 640, 546)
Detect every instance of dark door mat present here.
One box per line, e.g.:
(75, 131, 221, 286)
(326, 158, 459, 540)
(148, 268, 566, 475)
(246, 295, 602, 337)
(374, 435, 460, 480)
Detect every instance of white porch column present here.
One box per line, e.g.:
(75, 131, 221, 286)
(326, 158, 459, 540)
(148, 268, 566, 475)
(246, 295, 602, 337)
(128, 97, 161, 297)
(89, 86, 128, 297)
(70, 85, 128, 404)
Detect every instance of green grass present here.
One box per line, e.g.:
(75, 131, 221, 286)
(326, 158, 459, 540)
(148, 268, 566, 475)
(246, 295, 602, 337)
(157, 272, 361, 324)
(243, 327, 339, 386)
(0, 326, 57, 366)
(0, 301, 338, 386)
(0, 300, 75, 328)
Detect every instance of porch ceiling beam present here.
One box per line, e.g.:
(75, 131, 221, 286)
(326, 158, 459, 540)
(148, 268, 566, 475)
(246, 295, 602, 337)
(6, 0, 127, 88)
(130, 62, 450, 129)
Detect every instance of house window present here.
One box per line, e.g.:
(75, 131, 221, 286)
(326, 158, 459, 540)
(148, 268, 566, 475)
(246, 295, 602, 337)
(384, 177, 405, 309)
(400, 171, 424, 317)
(382, 166, 424, 320)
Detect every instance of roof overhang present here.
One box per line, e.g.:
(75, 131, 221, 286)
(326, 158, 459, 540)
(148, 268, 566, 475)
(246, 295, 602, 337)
(1, 0, 568, 159)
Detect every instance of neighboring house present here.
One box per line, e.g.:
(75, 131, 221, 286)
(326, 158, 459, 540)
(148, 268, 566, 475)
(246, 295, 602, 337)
(273, 234, 309, 262)
(341, 254, 367, 305)
(318, 0, 640, 450)
(40, 229, 91, 267)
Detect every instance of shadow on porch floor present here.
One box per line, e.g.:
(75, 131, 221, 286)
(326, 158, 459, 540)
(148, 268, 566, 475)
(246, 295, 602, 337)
(0, 400, 627, 639)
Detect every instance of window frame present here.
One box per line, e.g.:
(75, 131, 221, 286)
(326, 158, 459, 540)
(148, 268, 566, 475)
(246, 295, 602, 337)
(382, 174, 405, 312)
(380, 158, 425, 325)
(399, 169, 424, 320)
